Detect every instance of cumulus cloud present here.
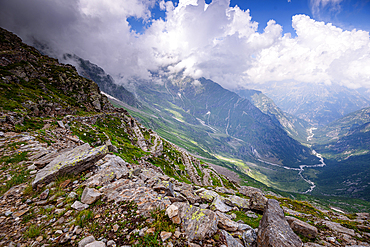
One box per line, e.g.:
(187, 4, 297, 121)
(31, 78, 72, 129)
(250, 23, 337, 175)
(0, 0, 369, 89)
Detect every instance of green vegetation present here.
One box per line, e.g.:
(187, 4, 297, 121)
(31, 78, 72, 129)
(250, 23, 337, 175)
(230, 210, 262, 229)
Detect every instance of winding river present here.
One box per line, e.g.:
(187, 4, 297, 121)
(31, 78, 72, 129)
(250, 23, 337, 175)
(257, 127, 326, 193)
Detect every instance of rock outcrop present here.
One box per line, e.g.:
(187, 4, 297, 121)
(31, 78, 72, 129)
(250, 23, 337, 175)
(257, 199, 303, 247)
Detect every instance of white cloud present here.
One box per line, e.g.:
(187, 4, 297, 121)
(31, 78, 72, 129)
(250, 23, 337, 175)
(309, 0, 343, 18)
(0, 0, 369, 89)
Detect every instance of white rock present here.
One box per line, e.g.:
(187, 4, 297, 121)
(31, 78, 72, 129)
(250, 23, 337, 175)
(71, 201, 89, 211)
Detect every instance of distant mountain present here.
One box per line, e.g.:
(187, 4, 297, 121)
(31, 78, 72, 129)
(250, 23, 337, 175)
(312, 107, 370, 161)
(236, 89, 311, 143)
(62, 54, 139, 108)
(252, 82, 370, 127)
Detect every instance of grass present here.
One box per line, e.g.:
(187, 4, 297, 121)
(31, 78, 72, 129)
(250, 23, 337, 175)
(24, 225, 42, 239)
(230, 210, 262, 229)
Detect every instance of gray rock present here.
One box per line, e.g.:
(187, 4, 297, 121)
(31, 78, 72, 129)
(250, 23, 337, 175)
(57, 121, 65, 129)
(243, 229, 257, 247)
(197, 189, 219, 203)
(85, 241, 106, 247)
(249, 191, 267, 212)
(225, 195, 250, 210)
(166, 204, 179, 218)
(39, 188, 49, 200)
(174, 202, 218, 241)
(79, 236, 96, 247)
(71, 201, 89, 211)
(68, 191, 78, 199)
(106, 240, 116, 247)
(239, 186, 264, 197)
(83, 155, 129, 187)
(180, 189, 201, 204)
(221, 230, 244, 247)
(210, 196, 233, 213)
(32, 144, 108, 188)
(286, 216, 318, 239)
(257, 199, 302, 247)
(153, 180, 175, 197)
(160, 231, 172, 242)
(81, 187, 102, 205)
(323, 220, 355, 236)
(216, 211, 239, 232)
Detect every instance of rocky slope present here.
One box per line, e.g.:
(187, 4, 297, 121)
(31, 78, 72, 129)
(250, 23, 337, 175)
(1, 27, 370, 247)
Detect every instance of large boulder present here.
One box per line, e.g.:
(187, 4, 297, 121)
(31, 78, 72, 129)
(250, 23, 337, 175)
(257, 199, 302, 247)
(216, 211, 239, 232)
(221, 230, 244, 247)
(210, 196, 233, 213)
(83, 154, 129, 187)
(225, 195, 250, 210)
(286, 216, 318, 239)
(197, 189, 219, 203)
(33, 144, 108, 188)
(81, 187, 102, 205)
(174, 202, 219, 241)
(239, 186, 264, 197)
(249, 191, 267, 212)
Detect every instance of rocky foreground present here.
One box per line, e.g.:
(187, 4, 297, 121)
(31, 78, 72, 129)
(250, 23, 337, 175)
(0, 120, 369, 247)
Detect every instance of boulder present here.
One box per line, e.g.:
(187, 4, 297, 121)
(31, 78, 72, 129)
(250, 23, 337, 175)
(257, 199, 302, 247)
(78, 235, 95, 247)
(225, 195, 250, 210)
(216, 211, 239, 232)
(180, 189, 201, 204)
(249, 191, 267, 212)
(221, 230, 244, 247)
(85, 241, 106, 247)
(323, 221, 355, 236)
(210, 196, 233, 213)
(286, 216, 318, 239)
(243, 229, 257, 247)
(81, 187, 102, 205)
(239, 186, 264, 197)
(153, 180, 175, 197)
(32, 144, 108, 188)
(71, 201, 89, 211)
(174, 202, 218, 241)
(197, 189, 219, 203)
(83, 154, 129, 187)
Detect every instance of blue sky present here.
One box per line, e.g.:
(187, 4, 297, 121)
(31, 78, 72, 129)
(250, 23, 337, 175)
(128, 0, 370, 35)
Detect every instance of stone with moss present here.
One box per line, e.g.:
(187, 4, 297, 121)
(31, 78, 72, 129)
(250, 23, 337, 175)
(32, 143, 108, 188)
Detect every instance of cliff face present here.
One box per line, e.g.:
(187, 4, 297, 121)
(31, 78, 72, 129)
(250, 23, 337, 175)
(0, 27, 369, 247)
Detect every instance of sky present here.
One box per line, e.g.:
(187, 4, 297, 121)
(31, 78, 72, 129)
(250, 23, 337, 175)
(0, 0, 370, 90)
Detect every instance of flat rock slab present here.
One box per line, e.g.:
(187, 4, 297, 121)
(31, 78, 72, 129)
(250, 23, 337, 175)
(225, 195, 250, 210)
(174, 202, 218, 241)
(32, 144, 108, 188)
(323, 221, 355, 236)
(257, 199, 302, 247)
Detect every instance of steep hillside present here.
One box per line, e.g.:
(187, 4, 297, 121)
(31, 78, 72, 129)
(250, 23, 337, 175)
(236, 89, 311, 143)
